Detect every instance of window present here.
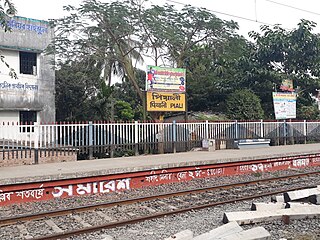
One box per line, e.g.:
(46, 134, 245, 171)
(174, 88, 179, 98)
(19, 51, 37, 75)
(20, 111, 37, 132)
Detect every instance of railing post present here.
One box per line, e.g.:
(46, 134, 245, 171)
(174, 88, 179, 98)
(304, 120, 307, 144)
(260, 119, 264, 138)
(205, 120, 209, 140)
(134, 121, 139, 156)
(276, 120, 281, 146)
(34, 122, 39, 164)
(110, 123, 115, 158)
(172, 120, 177, 154)
(235, 120, 238, 139)
(158, 121, 164, 154)
(283, 120, 287, 145)
(289, 119, 294, 144)
(88, 121, 93, 159)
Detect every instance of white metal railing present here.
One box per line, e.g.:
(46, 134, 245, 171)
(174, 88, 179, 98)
(1, 120, 320, 152)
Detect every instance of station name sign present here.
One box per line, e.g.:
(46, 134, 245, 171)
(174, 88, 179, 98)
(146, 92, 185, 112)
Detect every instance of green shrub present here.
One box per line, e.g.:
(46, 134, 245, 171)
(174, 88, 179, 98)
(226, 89, 264, 120)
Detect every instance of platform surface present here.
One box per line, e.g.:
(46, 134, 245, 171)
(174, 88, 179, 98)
(0, 143, 320, 185)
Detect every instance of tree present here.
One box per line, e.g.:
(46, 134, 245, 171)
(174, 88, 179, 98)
(226, 89, 264, 120)
(142, 4, 238, 68)
(187, 36, 253, 112)
(92, 80, 114, 121)
(0, 0, 16, 30)
(0, 0, 17, 78)
(247, 20, 320, 117)
(113, 68, 146, 120)
(55, 59, 103, 122)
(52, 1, 241, 120)
(141, 4, 241, 115)
(114, 100, 134, 121)
(297, 105, 320, 120)
(51, 0, 144, 101)
(53, 2, 320, 121)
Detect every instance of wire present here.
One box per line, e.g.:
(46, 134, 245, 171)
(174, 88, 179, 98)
(255, 0, 258, 22)
(165, 0, 279, 28)
(265, 0, 320, 16)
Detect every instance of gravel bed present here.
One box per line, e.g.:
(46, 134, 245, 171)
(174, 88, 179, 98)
(0, 167, 320, 240)
(52, 215, 84, 231)
(68, 197, 320, 240)
(25, 220, 53, 237)
(78, 211, 106, 226)
(0, 225, 20, 239)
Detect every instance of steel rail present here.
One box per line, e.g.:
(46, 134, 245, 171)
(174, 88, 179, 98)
(0, 170, 319, 228)
(31, 184, 318, 240)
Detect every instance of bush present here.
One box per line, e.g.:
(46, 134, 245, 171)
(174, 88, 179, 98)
(226, 89, 264, 120)
(297, 105, 320, 120)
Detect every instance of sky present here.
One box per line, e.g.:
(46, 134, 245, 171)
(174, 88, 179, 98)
(12, 0, 320, 38)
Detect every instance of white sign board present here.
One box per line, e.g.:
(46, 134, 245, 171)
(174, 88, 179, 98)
(272, 92, 297, 119)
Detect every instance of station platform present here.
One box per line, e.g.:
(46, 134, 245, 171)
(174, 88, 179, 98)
(0, 143, 320, 186)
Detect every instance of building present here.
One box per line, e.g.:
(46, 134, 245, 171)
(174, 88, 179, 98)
(0, 16, 55, 124)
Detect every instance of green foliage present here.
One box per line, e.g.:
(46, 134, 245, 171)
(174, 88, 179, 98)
(55, 58, 144, 122)
(0, 0, 16, 31)
(52, 1, 320, 121)
(113, 68, 145, 120)
(194, 113, 228, 121)
(187, 36, 249, 112)
(52, 0, 144, 101)
(275, 21, 318, 75)
(143, 4, 238, 67)
(92, 80, 114, 120)
(55, 59, 103, 122)
(226, 89, 264, 120)
(247, 20, 320, 113)
(297, 105, 320, 120)
(113, 148, 135, 157)
(0, 0, 17, 78)
(114, 100, 134, 121)
(252, 172, 262, 178)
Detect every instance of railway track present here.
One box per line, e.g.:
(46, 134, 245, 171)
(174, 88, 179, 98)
(1, 171, 320, 239)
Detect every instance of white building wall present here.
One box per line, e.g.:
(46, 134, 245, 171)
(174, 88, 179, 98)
(0, 111, 19, 122)
(0, 49, 19, 75)
(0, 16, 55, 124)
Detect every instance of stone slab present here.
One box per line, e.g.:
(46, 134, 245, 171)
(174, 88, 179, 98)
(223, 205, 320, 225)
(285, 202, 315, 208)
(164, 229, 193, 240)
(283, 186, 320, 202)
(251, 202, 286, 211)
(193, 221, 243, 240)
(219, 227, 271, 240)
(271, 195, 285, 203)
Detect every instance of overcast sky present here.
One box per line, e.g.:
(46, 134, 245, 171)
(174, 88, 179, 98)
(13, 0, 320, 38)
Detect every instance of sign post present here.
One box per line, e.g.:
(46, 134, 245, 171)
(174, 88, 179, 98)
(145, 65, 187, 153)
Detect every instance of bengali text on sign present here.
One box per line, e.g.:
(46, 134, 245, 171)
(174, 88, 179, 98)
(146, 92, 186, 112)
